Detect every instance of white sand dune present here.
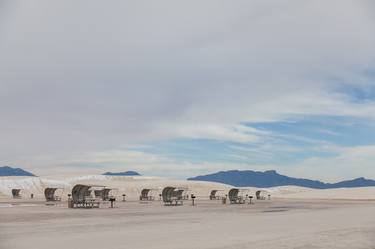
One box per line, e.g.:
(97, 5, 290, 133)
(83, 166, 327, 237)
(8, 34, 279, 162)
(1, 175, 375, 200)
(1, 175, 375, 249)
(0, 175, 233, 200)
(276, 186, 375, 200)
(0, 176, 69, 198)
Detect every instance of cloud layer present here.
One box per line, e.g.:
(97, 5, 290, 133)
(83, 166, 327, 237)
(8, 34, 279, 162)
(1, 1, 375, 179)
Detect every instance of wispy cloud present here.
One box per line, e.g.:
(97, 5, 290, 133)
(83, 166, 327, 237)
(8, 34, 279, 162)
(0, 1, 375, 179)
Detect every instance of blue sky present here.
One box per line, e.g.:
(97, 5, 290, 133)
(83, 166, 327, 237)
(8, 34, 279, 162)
(132, 113, 375, 181)
(1, 1, 375, 181)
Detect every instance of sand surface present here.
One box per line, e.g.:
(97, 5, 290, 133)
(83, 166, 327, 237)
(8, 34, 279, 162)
(1, 198, 375, 249)
(1, 176, 375, 248)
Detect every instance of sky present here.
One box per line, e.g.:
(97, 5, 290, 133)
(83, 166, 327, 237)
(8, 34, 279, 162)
(1, 0, 375, 181)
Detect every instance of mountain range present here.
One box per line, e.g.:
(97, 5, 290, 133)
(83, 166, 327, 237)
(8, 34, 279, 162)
(0, 166, 35, 176)
(2, 165, 374, 189)
(188, 170, 375, 189)
(102, 171, 141, 176)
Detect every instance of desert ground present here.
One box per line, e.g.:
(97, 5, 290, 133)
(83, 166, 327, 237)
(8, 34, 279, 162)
(1, 176, 375, 249)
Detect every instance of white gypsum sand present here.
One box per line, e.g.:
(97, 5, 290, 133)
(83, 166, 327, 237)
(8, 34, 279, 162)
(1, 175, 375, 249)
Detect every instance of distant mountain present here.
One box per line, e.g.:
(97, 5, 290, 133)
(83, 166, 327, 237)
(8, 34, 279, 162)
(103, 171, 141, 176)
(330, 177, 375, 188)
(187, 170, 375, 189)
(0, 166, 35, 176)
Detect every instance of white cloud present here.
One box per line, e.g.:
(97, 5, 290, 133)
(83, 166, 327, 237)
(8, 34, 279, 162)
(24, 149, 256, 178)
(0, 0, 375, 177)
(279, 145, 375, 182)
(153, 123, 261, 143)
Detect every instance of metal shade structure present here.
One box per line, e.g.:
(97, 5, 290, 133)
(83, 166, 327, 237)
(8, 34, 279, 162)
(44, 188, 63, 201)
(162, 186, 186, 206)
(93, 187, 116, 201)
(140, 188, 158, 201)
(71, 184, 104, 208)
(209, 190, 224, 200)
(228, 188, 247, 204)
(12, 189, 21, 198)
(72, 184, 91, 202)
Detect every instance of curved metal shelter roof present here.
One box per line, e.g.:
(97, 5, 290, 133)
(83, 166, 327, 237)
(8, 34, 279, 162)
(44, 188, 63, 201)
(210, 189, 224, 199)
(72, 184, 102, 202)
(162, 186, 176, 202)
(228, 188, 239, 200)
(140, 188, 159, 201)
(162, 186, 187, 205)
(141, 188, 151, 197)
(12, 189, 21, 198)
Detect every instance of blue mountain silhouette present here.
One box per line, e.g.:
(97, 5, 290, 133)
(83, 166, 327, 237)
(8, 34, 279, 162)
(0, 166, 35, 176)
(103, 171, 141, 176)
(188, 170, 375, 189)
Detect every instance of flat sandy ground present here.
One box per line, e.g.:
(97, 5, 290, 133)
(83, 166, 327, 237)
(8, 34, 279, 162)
(1, 198, 375, 249)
